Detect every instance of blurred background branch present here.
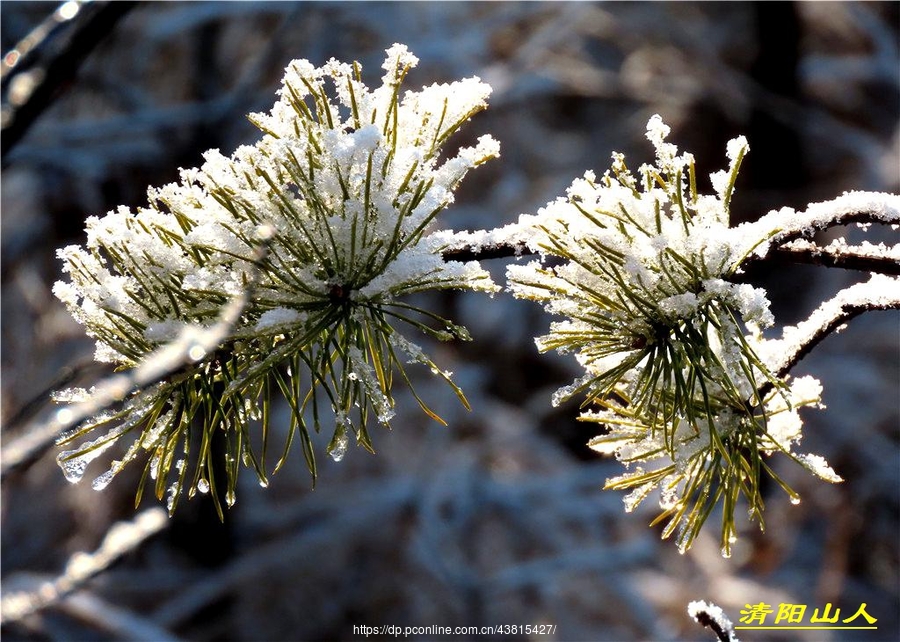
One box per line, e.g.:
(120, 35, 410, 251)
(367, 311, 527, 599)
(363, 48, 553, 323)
(1, 508, 168, 625)
(1, 1, 137, 161)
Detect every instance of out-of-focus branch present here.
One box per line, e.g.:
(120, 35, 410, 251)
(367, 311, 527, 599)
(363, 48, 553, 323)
(1, 1, 137, 161)
(49, 591, 183, 642)
(3, 358, 104, 430)
(0, 508, 168, 625)
(0, 294, 243, 480)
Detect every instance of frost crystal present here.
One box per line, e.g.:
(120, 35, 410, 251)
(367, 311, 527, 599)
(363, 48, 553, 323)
(53, 45, 498, 510)
(509, 115, 839, 555)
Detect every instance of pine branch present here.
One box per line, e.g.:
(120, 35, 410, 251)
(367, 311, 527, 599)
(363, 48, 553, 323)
(0, 232, 270, 481)
(45, 47, 502, 511)
(24, 38, 895, 556)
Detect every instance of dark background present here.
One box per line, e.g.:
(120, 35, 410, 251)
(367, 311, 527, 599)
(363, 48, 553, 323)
(2, 2, 898, 640)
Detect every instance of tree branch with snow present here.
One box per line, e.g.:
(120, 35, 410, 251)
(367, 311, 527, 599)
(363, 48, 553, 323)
(46, 46, 899, 558)
(688, 601, 740, 642)
(504, 117, 899, 555)
(50, 45, 500, 514)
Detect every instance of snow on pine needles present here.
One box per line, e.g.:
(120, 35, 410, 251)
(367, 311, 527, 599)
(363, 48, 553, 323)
(507, 115, 843, 555)
(53, 45, 500, 513)
(50, 46, 899, 555)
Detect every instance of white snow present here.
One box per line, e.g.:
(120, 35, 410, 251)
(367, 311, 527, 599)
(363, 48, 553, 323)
(506, 115, 878, 553)
(687, 600, 740, 642)
(758, 273, 900, 375)
(52, 44, 501, 497)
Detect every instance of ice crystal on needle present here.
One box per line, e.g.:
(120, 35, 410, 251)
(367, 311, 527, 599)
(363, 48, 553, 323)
(508, 115, 839, 555)
(53, 45, 499, 513)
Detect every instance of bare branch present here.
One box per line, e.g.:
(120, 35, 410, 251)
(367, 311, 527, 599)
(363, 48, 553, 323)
(441, 241, 531, 263)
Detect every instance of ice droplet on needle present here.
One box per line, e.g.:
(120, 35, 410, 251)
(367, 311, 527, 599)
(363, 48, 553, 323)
(188, 344, 206, 361)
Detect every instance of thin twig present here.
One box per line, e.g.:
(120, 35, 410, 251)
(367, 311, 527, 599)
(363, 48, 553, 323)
(0, 508, 169, 625)
(760, 274, 900, 397)
(769, 240, 900, 275)
(441, 241, 531, 263)
(748, 191, 900, 250)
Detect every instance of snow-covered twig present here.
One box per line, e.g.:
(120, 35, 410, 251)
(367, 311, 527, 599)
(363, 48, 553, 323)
(759, 273, 900, 385)
(441, 230, 900, 275)
(743, 190, 900, 252)
(440, 192, 900, 275)
(0, 507, 168, 625)
(438, 224, 532, 262)
(441, 240, 530, 263)
(769, 237, 900, 275)
(687, 600, 740, 642)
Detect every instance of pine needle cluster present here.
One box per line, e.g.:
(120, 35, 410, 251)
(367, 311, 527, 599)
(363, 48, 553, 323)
(53, 45, 500, 514)
(507, 116, 840, 555)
